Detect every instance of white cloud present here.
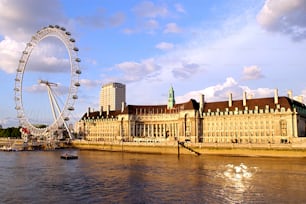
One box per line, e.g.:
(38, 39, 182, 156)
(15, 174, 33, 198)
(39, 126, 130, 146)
(175, 3, 186, 13)
(122, 28, 136, 35)
(0, 0, 72, 74)
(176, 77, 275, 103)
(115, 12, 306, 107)
(23, 39, 71, 73)
(133, 1, 168, 18)
(250, 88, 274, 98)
(114, 58, 161, 82)
(76, 9, 125, 29)
(155, 42, 174, 50)
(109, 12, 125, 27)
(297, 89, 306, 103)
(122, 18, 159, 35)
(172, 63, 202, 79)
(0, 117, 19, 128)
(0, 0, 65, 41)
(176, 77, 238, 103)
(144, 19, 159, 32)
(164, 23, 182, 33)
(25, 83, 69, 96)
(257, 0, 306, 40)
(128, 2, 185, 35)
(0, 36, 24, 73)
(242, 65, 264, 80)
(76, 8, 106, 28)
(24, 84, 48, 93)
(79, 79, 101, 88)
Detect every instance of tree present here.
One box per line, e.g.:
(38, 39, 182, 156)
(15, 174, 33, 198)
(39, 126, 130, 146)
(0, 127, 21, 138)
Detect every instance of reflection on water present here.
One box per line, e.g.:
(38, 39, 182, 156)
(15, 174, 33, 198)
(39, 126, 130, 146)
(217, 163, 259, 203)
(0, 151, 306, 203)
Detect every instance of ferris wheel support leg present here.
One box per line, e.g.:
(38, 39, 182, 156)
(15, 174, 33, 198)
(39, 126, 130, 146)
(48, 86, 73, 140)
(47, 87, 58, 122)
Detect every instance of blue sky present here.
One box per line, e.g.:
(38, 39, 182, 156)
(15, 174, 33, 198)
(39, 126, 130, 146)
(1, 0, 306, 127)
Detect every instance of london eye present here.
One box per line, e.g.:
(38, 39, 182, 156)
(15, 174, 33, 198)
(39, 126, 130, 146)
(14, 25, 81, 141)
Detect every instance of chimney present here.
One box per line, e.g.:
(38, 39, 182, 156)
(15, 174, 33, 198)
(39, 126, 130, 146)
(243, 91, 247, 106)
(274, 89, 278, 104)
(107, 105, 110, 116)
(288, 90, 293, 99)
(100, 106, 103, 116)
(87, 107, 90, 117)
(199, 94, 204, 113)
(228, 93, 232, 107)
(121, 101, 125, 112)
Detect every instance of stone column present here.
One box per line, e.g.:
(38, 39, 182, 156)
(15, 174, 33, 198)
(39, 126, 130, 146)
(149, 124, 152, 137)
(293, 110, 298, 137)
(160, 124, 163, 137)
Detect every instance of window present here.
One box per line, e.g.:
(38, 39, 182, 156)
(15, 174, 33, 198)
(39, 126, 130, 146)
(280, 120, 287, 136)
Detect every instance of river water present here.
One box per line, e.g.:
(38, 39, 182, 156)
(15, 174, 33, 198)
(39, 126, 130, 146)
(0, 150, 306, 204)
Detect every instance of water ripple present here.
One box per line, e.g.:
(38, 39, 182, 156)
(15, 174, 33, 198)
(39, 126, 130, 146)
(0, 151, 306, 203)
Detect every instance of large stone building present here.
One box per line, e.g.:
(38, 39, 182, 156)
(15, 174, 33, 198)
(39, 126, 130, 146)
(99, 82, 126, 111)
(77, 86, 306, 144)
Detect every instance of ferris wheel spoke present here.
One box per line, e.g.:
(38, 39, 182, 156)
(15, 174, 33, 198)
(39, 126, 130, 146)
(46, 82, 72, 139)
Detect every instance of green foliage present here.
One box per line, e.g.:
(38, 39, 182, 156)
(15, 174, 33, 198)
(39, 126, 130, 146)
(0, 127, 21, 138)
(34, 124, 47, 128)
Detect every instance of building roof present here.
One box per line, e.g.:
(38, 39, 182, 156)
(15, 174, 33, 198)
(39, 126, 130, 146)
(80, 99, 199, 120)
(102, 82, 125, 88)
(203, 96, 306, 113)
(80, 96, 306, 120)
(122, 99, 199, 115)
(80, 109, 121, 120)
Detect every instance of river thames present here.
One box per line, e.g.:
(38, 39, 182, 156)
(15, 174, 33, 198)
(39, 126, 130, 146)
(0, 150, 306, 204)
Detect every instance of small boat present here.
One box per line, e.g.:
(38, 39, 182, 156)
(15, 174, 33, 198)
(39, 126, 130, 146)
(61, 153, 78, 160)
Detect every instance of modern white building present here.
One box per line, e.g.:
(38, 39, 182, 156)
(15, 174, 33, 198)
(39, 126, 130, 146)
(99, 82, 126, 111)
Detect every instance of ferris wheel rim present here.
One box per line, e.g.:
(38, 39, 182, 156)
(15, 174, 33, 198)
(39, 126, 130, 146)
(14, 25, 81, 137)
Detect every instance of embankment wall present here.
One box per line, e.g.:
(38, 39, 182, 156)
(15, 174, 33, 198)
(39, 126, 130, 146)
(71, 140, 306, 157)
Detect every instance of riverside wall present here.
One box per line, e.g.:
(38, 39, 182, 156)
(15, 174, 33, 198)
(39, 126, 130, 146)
(71, 140, 306, 157)
(2, 138, 306, 157)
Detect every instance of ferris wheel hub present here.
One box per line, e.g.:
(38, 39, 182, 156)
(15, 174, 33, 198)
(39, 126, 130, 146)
(38, 79, 58, 87)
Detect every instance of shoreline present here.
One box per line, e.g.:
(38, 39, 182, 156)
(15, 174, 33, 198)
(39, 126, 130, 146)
(71, 140, 306, 158)
(2, 138, 306, 157)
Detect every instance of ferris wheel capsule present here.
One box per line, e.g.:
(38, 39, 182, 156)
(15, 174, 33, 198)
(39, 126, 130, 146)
(68, 106, 75, 111)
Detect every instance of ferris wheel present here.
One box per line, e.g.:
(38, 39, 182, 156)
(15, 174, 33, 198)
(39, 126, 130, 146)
(14, 25, 81, 141)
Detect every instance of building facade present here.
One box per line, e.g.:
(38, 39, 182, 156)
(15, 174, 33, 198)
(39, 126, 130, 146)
(202, 91, 306, 144)
(99, 82, 126, 111)
(78, 88, 306, 144)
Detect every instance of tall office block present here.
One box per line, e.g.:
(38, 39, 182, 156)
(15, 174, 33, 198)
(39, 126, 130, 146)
(100, 82, 126, 111)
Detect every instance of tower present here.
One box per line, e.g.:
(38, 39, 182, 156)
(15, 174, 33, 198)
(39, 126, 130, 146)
(167, 85, 175, 109)
(100, 82, 126, 111)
